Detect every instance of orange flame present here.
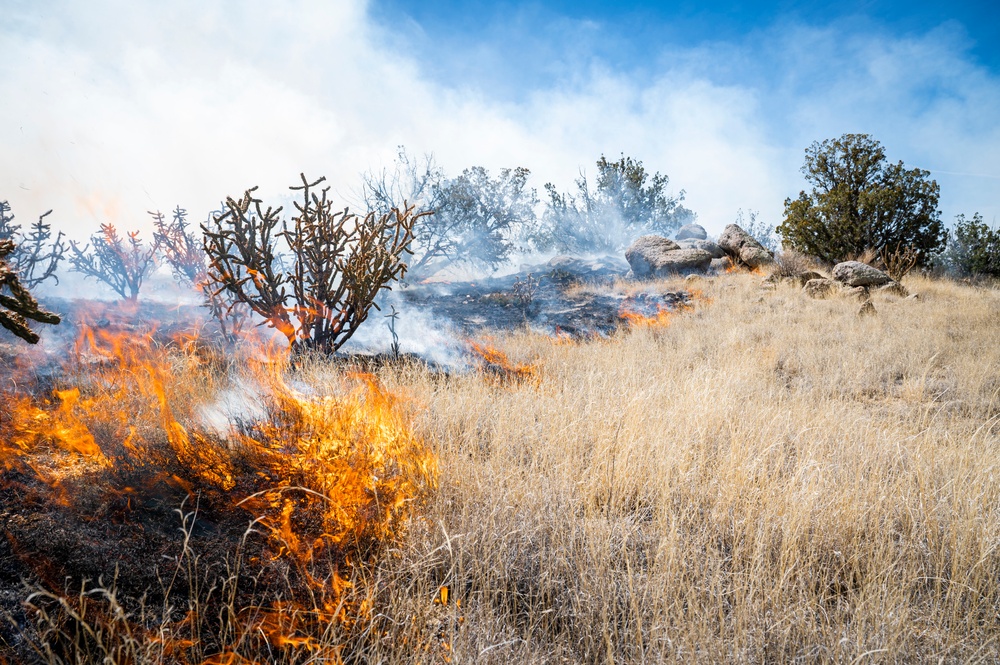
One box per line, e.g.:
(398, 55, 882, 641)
(0, 322, 438, 652)
(618, 305, 673, 328)
(468, 340, 539, 385)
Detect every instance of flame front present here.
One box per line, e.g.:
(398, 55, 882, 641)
(0, 323, 439, 659)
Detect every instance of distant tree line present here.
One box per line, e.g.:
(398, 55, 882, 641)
(361, 147, 695, 279)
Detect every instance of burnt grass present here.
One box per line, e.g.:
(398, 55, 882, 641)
(396, 256, 689, 338)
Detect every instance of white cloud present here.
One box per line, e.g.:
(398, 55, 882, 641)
(1, 0, 997, 261)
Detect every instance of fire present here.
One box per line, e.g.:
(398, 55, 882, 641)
(725, 260, 764, 276)
(468, 340, 539, 385)
(0, 322, 438, 660)
(618, 304, 673, 328)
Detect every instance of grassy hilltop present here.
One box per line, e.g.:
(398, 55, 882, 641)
(2, 271, 999, 663)
(363, 272, 1000, 662)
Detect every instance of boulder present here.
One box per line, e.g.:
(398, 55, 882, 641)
(676, 238, 725, 258)
(795, 271, 826, 287)
(832, 261, 893, 287)
(709, 257, 732, 273)
(675, 223, 708, 241)
(804, 278, 837, 299)
(876, 281, 909, 297)
(717, 224, 774, 269)
(626, 235, 713, 277)
(651, 248, 714, 275)
(858, 301, 877, 317)
(845, 286, 870, 302)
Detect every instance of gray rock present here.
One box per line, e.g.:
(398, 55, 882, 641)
(675, 223, 708, 241)
(832, 261, 893, 287)
(876, 281, 909, 297)
(627, 235, 713, 277)
(717, 224, 775, 269)
(651, 248, 714, 275)
(804, 278, 837, 298)
(676, 238, 725, 258)
(709, 257, 732, 273)
(845, 285, 871, 302)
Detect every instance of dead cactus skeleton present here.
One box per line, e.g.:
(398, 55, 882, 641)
(0, 238, 61, 343)
(69, 224, 156, 302)
(203, 173, 427, 354)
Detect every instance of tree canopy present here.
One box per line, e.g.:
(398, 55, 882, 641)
(941, 213, 1000, 278)
(777, 134, 946, 264)
(535, 154, 694, 254)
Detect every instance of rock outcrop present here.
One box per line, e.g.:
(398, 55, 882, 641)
(804, 278, 837, 299)
(675, 223, 708, 241)
(625, 235, 713, 277)
(831, 261, 893, 287)
(676, 238, 725, 258)
(717, 224, 774, 269)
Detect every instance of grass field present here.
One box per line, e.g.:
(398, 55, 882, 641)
(3, 272, 1000, 663)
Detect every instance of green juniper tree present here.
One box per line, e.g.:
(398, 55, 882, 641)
(777, 134, 946, 264)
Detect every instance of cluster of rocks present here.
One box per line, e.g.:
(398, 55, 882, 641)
(620, 222, 914, 317)
(769, 260, 912, 316)
(624, 223, 774, 278)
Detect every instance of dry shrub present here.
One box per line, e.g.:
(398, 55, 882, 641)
(880, 242, 920, 281)
(203, 174, 428, 355)
(0, 238, 61, 343)
(844, 246, 881, 268)
(769, 248, 820, 277)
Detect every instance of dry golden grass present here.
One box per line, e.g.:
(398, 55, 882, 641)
(354, 273, 1000, 663)
(4, 273, 1000, 663)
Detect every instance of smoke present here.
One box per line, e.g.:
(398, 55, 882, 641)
(2, 0, 998, 277)
(340, 291, 466, 368)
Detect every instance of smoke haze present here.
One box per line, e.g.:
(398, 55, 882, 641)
(2, 0, 998, 256)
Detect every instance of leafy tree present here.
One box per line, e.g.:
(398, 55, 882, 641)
(361, 148, 537, 276)
(777, 134, 945, 264)
(432, 165, 538, 272)
(536, 154, 694, 254)
(940, 213, 1000, 278)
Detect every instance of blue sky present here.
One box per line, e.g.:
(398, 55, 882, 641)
(373, 0, 1000, 92)
(1, 0, 997, 249)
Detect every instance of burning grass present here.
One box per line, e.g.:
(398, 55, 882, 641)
(0, 326, 437, 663)
(3, 272, 1000, 662)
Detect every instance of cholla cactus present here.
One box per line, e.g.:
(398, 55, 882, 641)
(0, 201, 67, 289)
(0, 239, 61, 343)
(69, 224, 155, 302)
(203, 174, 426, 354)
